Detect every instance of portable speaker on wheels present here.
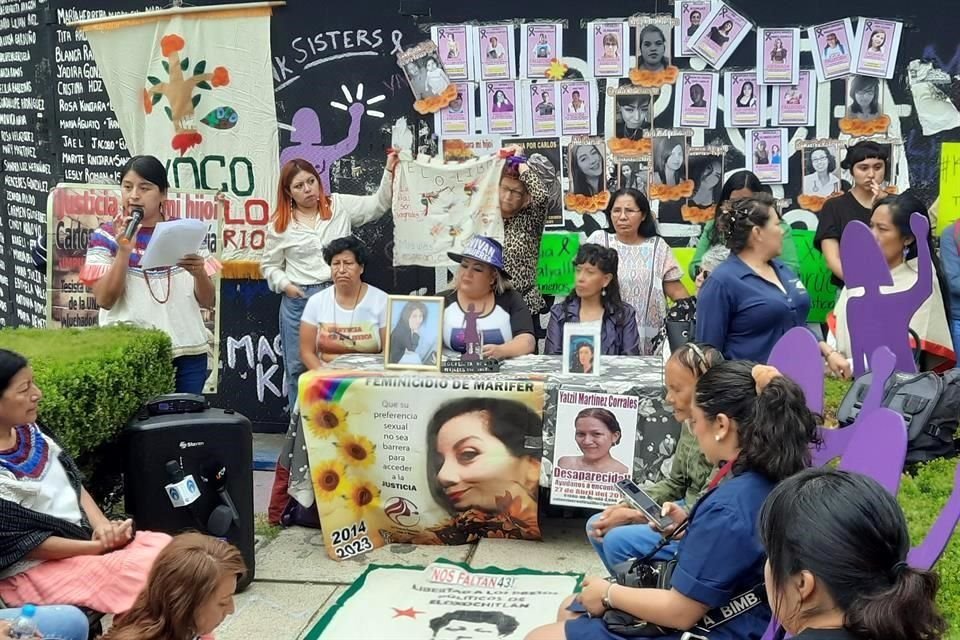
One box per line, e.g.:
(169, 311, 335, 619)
(122, 402, 256, 590)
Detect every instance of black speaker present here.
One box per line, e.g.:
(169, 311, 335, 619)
(122, 407, 255, 591)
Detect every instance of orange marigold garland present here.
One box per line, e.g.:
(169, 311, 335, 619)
(838, 115, 890, 136)
(681, 204, 717, 223)
(414, 83, 457, 115)
(649, 180, 695, 202)
(629, 65, 679, 88)
(608, 137, 653, 156)
(564, 191, 611, 213)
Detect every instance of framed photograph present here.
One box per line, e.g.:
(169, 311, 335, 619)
(650, 135, 688, 187)
(809, 18, 855, 82)
(724, 70, 764, 128)
(521, 23, 562, 78)
(560, 79, 594, 136)
(747, 128, 789, 184)
(435, 82, 475, 136)
(674, 71, 719, 128)
(634, 16, 674, 75)
(758, 27, 800, 85)
(674, 0, 713, 58)
(398, 43, 453, 103)
(567, 140, 607, 198)
(562, 322, 601, 376)
(845, 75, 884, 121)
(431, 25, 474, 81)
(853, 17, 902, 79)
(588, 21, 629, 78)
(525, 81, 560, 136)
(384, 295, 444, 371)
(689, 2, 753, 70)
(773, 70, 816, 126)
(616, 158, 649, 192)
(613, 90, 654, 141)
(475, 24, 516, 80)
(481, 80, 520, 135)
(687, 150, 725, 208)
(801, 142, 843, 198)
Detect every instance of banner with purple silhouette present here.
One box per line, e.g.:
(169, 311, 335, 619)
(852, 17, 902, 80)
(432, 25, 474, 81)
(809, 18, 855, 82)
(391, 152, 505, 266)
(724, 71, 764, 128)
(757, 27, 800, 85)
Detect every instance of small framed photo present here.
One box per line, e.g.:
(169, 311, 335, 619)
(724, 70, 764, 128)
(757, 27, 800, 85)
(588, 21, 630, 78)
(481, 80, 520, 135)
(809, 18, 855, 82)
(525, 81, 560, 136)
(845, 75, 884, 121)
(567, 139, 608, 198)
(431, 25, 474, 81)
(773, 69, 816, 127)
(475, 24, 516, 80)
(616, 158, 649, 192)
(674, 0, 712, 58)
(853, 17, 902, 79)
(435, 82, 475, 136)
(398, 43, 453, 104)
(747, 128, 789, 184)
(674, 71, 719, 128)
(801, 142, 843, 198)
(689, 2, 753, 70)
(562, 322, 601, 376)
(560, 79, 594, 135)
(650, 134, 689, 187)
(384, 295, 444, 371)
(521, 23, 562, 78)
(687, 150, 725, 209)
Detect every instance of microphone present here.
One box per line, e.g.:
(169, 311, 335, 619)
(164, 459, 202, 510)
(206, 462, 240, 536)
(124, 206, 145, 241)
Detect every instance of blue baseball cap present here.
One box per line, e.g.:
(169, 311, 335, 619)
(448, 235, 511, 279)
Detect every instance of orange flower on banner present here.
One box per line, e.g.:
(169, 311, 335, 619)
(608, 137, 652, 156)
(564, 191, 611, 213)
(649, 180, 695, 202)
(348, 480, 381, 515)
(160, 34, 185, 57)
(838, 115, 890, 136)
(884, 185, 899, 195)
(338, 434, 376, 468)
(797, 193, 841, 213)
(545, 58, 568, 80)
(681, 204, 716, 223)
(211, 66, 230, 87)
(629, 66, 679, 88)
(312, 460, 349, 502)
(494, 491, 541, 538)
(414, 83, 458, 115)
(305, 402, 348, 439)
(142, 88, 153, 115)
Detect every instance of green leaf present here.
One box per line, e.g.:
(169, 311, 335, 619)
(151, 92, 162, 105)
(181, 57, 190, 71)
(164, 105, 173, 121)
(162, 60, 169, 74)
(194, 60, 206, 76)
(147, 76, 161, 86)
(192, 94, 201, 108)
(197, 81, 212, 90)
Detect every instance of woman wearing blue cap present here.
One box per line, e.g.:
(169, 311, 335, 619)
(441, 236, 536, 360)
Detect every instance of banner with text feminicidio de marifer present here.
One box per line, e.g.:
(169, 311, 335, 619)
(299, 371, 545, 560)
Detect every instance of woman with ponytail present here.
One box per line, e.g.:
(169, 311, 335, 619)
(760, 468, 946, 640)
(527, 361, 820, 640)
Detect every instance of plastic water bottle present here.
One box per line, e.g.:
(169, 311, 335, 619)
(9, 603, 38, 639)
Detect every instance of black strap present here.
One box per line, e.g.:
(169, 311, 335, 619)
(695, 583, 768, 632)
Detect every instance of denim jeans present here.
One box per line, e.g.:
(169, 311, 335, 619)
(586, 499, 685, 574)
(0, 605, 89, 640)
(278, 283, 331, 409)
(173, 353, 208, 394)
(952, 319, 960, 360)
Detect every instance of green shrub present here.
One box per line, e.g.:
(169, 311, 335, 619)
(0, 326, 175, 458)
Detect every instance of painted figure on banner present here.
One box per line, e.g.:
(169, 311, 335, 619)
(281, 106, 363, 194)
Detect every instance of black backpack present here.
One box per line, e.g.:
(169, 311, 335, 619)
(836, 368, 960, 466)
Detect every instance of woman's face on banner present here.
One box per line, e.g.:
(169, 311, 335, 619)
(574, 416, 618, 461)
(575, 145, 603, 178)
(666, 144, 684, 171)
(854, 83, 876, 111)
(811, 149, 830, 173)
(408, 307, 424, 331)
(742, 82, 753, 97)
(618, 97, 646, 129)
(640, 28, 666, 67)
(434, 411, 532, 511)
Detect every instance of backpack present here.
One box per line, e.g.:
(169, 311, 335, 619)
(837, 368, 960, 466)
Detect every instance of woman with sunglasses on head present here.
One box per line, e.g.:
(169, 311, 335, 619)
(586, 343, 722, 573)
(527, 361, 820, 640)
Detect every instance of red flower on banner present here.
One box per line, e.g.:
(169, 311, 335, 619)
(142, 88, 153, 115)
(211, 66, 230, 87)
(161, 34, 185, 57)
(172, 131, 203, 155)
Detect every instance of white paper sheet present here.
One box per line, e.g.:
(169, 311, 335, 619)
(139, 218, 208, 269)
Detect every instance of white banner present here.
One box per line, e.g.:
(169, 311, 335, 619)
(79, 5, 280, 275)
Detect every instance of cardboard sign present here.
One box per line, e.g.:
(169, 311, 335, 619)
(536, 233, 579, 296)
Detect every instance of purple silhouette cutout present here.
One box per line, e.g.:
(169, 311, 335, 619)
(841, 213, 932, 377)
(280, 103, 365, 193)
(768, 327, 824, 415)
(835, 407, 908, 494)
(461, 303, 482, 361)
(908, 461, 960, 569)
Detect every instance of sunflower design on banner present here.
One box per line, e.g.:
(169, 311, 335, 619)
(299, 371, 545, 560)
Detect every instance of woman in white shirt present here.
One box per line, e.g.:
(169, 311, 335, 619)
(261, 154, 397, 410)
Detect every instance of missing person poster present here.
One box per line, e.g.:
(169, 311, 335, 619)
(299, 371, 546, 560)
(550, 391, 639, 509)
(307, 561, 579, 640)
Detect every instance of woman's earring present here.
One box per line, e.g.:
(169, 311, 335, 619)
(714, 434, 722, 442)
(602, 287, 607, 298)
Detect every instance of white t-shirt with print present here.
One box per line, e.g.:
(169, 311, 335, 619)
(301, 285, 389, 355)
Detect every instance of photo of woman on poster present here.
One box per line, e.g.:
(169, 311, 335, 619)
(486, 35, 505, 59)
(618, 162, 646, 191)
(770, 38, 787, 62)
(492, 89, 514, 113)
(422, 56, 451, 98)
(567, 90, 586, 114)
(615, 93, 652, 140)
(637, 24, 671, 71)
(427, 398, 541, 514)
(569, 339, 596, 373)
(687, 9, 702, 37)
(652, 137, 686, 186)
(754, 139, 769, 164)
(822, 32, 846, 59)
(867, 29, 886, 53)
(802, 146, 841, 197)
(387, 298, 441, 367)
(602, 32, 619, 59)
(848, 75, 881, 119)
(690, 157, 723, 207)
(771, 144, 781, 164)
(569, 144, 606, 196)
(709, 20, 733, 45)
(555, 408, 630, 474)
(736, 80, 757, 107)
(689, 83, 707, 108)
(445, 32, 460, 58)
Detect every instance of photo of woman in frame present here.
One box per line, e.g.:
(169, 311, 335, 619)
(568, 144, 606, 197)
(847, 75, 881, 120)
(601, 32, 620, 59)
(492, 88, 514, 113)
(770, 38, 787, 62)
(736, 80, 758, 107)
(867, 28, 886, 54)
(709, 20, 734, 46)
(688, 155, 723, 207)
(568, 338, 597, 374)
(802, 146, 841, 197)
(637, 24, 671, 71)
(615, 93, 652, 140)
(651, 136, 687, 186)
(385, 296, 443, 370)
(617, 161, 647, 191)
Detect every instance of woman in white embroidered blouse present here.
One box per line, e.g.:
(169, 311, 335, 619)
(261, 153, 397, 411)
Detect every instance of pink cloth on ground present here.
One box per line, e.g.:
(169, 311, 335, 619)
(0, 530, 171, 613)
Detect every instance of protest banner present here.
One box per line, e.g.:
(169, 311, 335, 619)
(536, 233, 579, 297)
(550, 391, 639, 509)
(937, 142, 960, 235)
(793, 228, 838, 323)
(298, 371, 545, 560)
(305, 560, 579, 640)
(46, 183, 222, 391)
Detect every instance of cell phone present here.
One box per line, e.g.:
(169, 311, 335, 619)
(615, 478, 674, 530)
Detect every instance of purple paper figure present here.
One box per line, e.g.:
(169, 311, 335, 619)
(462, 303, 482, 361)
(280, 103, 364, 193)
(767, 327, 825, 415)
(841, 213, 932, 377)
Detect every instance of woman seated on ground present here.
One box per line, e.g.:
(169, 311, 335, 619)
(527, 361, 820, 640)
(441, 236, 535, 360)
(545, 244, 640, 356)
(102, 532, 246, 640)
(759, 468, 946, 640)
(299, 235, 389, 370)
(556, 408, 630, 475)
(0, 350, 171, 613)
(831, 192, 956, 372)
(0, 605, 89, 640)
(587, 343, 722, 573)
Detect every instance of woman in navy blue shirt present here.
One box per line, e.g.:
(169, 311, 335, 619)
(526, 361, 819, 640)
(760, 468, 946, 640)
(696, 194, 851, 376)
